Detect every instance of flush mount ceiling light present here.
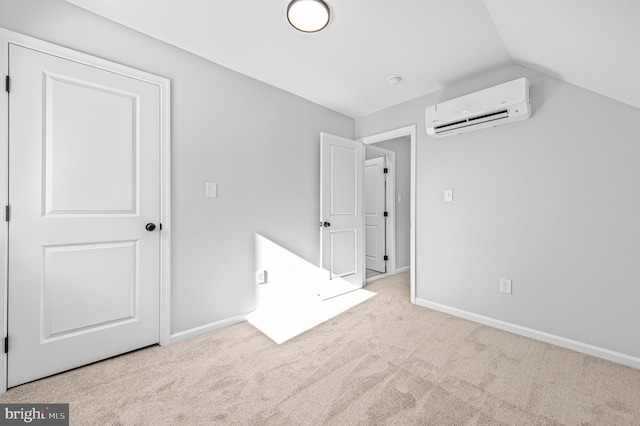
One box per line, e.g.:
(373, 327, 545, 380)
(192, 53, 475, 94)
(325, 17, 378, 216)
(287, 0, 330, 33)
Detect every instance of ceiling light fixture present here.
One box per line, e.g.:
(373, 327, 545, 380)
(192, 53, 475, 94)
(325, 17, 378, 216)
(287, 0, 330, 33)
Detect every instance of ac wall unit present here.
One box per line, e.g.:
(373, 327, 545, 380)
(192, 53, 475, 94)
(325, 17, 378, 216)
(426, 77, 531, 138)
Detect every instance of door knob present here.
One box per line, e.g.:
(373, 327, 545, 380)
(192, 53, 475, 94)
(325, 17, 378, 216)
(323, 222, 331, 227)
(145, 223, 156, 232)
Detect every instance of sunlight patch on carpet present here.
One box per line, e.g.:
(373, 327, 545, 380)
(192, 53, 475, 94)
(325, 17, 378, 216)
(248, 289, 376, 344)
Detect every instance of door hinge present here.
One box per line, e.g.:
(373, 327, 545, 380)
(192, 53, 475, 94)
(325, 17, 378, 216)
(5, 75, 9, 93)
(383, 255, 389, 261)
(383, 168, 388, 174)
(4, 337, 8, 354)
(5, 205, 9, 222)
(383, 211, 388, 217)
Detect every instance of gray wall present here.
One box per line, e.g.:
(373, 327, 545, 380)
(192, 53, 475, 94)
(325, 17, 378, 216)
(0, 0, 354, 334)
(357, 64, 640, 358)
(365, 138, 411, 269)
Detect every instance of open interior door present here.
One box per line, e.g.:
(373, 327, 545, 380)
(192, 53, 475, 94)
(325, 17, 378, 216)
(319, 132, 364, 299)
(365, 156, 387, 273)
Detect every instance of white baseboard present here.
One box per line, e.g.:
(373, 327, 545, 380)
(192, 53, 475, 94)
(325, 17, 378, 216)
(366, 273, 388, 283)
(168, 314, 247, 344)
(366, 266, 410, 284)
(415, 298, 640, 370)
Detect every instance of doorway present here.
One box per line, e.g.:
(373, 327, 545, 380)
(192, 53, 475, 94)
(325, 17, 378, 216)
(364, 138, 412, 284)
(361, 126, 417, 303)
(364, 146, 394, 281)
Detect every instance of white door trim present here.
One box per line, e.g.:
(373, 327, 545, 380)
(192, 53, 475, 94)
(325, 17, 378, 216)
(364, 145, 396, 281)
(0, 27, 172, 393)
(359, 125, 416, 303)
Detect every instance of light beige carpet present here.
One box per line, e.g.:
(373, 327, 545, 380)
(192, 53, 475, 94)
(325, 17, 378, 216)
(2, 271, 640, 425)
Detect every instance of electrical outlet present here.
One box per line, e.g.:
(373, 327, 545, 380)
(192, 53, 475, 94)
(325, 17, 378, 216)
(205, 182, 217, 198)
(256, 270, 267, 285)
(499, 278, 512, 294)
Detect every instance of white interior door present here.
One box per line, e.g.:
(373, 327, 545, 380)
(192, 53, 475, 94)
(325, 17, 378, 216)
(7, 44, 161, 387)
(365, 157, 386, 273)
(319, 132, 364, 299)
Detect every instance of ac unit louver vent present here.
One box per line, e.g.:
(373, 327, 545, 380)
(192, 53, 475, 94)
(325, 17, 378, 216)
(434, 109, 509, 135)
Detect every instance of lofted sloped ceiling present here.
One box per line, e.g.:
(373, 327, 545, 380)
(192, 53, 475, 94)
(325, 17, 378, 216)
(485, 0, 640, 111)
(64, 0, 639, 117)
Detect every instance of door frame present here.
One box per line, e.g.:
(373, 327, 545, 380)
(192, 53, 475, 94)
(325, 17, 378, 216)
(364, 146, 396, 281)
(0, 28, 172, 393)
(359, 125, 416, 303)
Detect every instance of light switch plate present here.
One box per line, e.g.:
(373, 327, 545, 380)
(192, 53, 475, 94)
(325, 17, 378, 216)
(444, 189, 453, 202)
(256, 270, 268, 284)
(205, 182, 217, 198)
